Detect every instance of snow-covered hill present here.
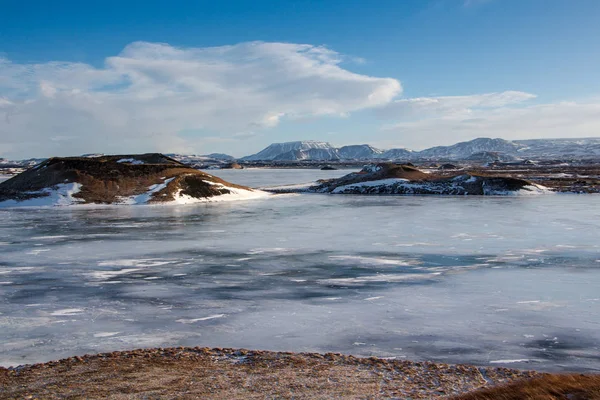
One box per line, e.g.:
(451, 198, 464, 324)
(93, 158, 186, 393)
(514, 138, 600, 159)
(242, 141, 339, 161)
(416, 138, 525, 160)
(379, 148, 414, 160)
(338, 145, 384, 160)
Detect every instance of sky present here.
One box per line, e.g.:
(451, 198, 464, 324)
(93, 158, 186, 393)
(1, 0, 600, 159)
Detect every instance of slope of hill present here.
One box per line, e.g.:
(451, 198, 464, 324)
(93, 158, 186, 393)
(0, 154, 266, 207)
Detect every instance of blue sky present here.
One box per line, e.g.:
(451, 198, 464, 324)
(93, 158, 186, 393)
(1, 0, 599, 158)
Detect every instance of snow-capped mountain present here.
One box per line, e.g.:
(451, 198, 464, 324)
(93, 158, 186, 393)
(272, 148, 341, 161)
(337, 145, 384, 160)
(379, 148, 414, 160)
(416, 138, 525, 160)
(242, 137, 600, 161)
(514, 138, 600, 159)
(203, 153, 235, 161)
(166, 153, 235, 164)
(242, 141, 339, 161)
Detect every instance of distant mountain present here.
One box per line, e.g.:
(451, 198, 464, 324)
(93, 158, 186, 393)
(166, 153, 235, 165)
(204, 153, 235, 161)
(338, 145, 384, 160)
(242, 141, 339, 161)
(514, 138, 600, 159)
(0, 158, 46, 168)
(416, 138, 524, 160)
(379, 148, 414, 160)
(243, 137, 600, 161)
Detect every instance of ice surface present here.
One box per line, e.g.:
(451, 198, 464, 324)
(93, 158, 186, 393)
(0, 169, 599, 371)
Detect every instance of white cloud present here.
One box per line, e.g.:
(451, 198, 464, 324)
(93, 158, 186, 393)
(380, 93, 600, 150)
(0, 41, 401, 158)
(379, 91, 536, 119)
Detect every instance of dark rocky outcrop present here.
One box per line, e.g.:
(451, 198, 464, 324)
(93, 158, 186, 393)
(308, 163, 550, 196)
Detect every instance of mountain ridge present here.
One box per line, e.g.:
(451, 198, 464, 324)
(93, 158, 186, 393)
(241, 137, 600, 161)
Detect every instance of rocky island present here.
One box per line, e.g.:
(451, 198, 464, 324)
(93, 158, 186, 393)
(0, 154, 266, 207)
(268, 163, 551, 196)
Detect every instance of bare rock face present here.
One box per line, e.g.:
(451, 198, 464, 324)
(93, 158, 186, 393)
(310, 163, 550, 196)
(0, 154, 265, 206)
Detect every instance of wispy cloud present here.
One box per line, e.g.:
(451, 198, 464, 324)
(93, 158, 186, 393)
(379, 91, 536, 119)
(0, 41, 401, 158)
(379, 93, 600, 150)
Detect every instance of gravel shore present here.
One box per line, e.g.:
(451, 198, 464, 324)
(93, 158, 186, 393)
(0, 347, 540, 399)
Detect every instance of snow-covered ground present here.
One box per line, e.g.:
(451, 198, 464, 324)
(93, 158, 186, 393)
(1, 169, 599, 371)
(116, 158, 145, 165)
(0, 183, 83, 208)
(327, 177, 552, 196)
(173, 181, 269, 204)
(0, 178, 270, 207)
(117, 178, 176, 204)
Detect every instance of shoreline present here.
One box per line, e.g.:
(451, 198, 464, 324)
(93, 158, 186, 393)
(0, 346, 542, 399)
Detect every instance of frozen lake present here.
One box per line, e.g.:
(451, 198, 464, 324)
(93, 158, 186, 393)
(1, 168, 599, 371)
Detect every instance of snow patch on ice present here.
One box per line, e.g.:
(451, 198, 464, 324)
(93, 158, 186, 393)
(176, 314, 226, 323)
(50, 308, 83, 316)
(490, 359, 530, 364)
(319, 272, 441, 285)
(88, 268, 142, 280)
(329, 255, 415, 266)
(93, 332, 121, 338)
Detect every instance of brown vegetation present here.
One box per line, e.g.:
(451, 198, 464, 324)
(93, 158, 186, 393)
(0, 347, 540, 400)
(0, 154, 254, 204)
(452, 373, 600, 400)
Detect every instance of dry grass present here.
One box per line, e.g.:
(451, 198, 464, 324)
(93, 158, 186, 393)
(0, 347, 541, 399)
(452, 373, 600, 400)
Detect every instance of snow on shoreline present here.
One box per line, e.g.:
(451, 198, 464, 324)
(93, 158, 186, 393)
(328, 178, 553, 196)
(0, 179, 270, 208)
(0, 183, 84, 208)
(173, 181, 270, 204)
